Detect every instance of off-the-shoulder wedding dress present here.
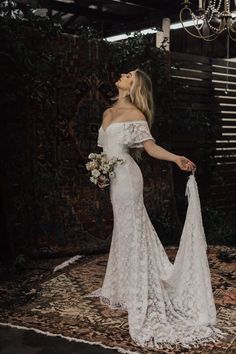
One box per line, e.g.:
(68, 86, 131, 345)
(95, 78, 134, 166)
(84, 120, 226, 350)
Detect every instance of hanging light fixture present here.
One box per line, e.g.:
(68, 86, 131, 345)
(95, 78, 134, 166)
(179, 0, 236, 41)
(180, 1, 236, 95)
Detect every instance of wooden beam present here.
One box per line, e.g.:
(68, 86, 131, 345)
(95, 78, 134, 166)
(111, 0, 162, 10)
(62, 14, 80, 29)
(115, 0, 185, 15)
(38, 0, 134, 22)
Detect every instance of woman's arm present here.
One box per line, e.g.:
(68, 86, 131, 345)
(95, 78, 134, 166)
(143, 140, 196, 172)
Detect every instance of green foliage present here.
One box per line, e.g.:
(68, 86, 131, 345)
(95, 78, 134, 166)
(73, 25, 103, 40)
(1, 4, 234, 247)
(0, 3, 65, 262)
(0, 4, 61, 110)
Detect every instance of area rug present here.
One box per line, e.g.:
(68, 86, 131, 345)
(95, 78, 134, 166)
(0, 246, 235, 354)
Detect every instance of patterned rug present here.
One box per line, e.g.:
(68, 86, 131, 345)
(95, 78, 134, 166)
(0, 246, 235, 354)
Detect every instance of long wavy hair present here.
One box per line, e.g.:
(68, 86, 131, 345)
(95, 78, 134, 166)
(112, 68, 155, 162)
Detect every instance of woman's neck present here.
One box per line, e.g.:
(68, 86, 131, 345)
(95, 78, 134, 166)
(113, 92, 132, 108)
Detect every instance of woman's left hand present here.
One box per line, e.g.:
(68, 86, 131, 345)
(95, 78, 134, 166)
(175, 155, 196, 173)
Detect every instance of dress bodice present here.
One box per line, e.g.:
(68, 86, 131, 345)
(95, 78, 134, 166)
(97, 120, 156, 158)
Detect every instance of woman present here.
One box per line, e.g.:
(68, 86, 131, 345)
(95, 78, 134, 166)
(85, 68, 225, 350)
(99, 69, 196, 176)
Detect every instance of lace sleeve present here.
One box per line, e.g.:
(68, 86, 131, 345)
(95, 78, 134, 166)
(123, 121, 155, 148)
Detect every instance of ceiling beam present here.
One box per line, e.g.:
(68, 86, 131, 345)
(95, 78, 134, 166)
(116, 0, 199, 17)
(38, 0, 134, 22)
(112, 0, 163, 10)
(62, 14, 80, 29)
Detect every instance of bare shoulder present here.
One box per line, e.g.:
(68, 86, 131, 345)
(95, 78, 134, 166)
(102, 107, 112, 120)
(128, 106, 147, 122)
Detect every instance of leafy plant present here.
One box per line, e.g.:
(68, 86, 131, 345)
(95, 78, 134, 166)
(0, 3, 61, 109)
(1, 3, 234, 247)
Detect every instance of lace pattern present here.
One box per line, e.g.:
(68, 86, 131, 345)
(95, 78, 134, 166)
(123, 120, 155, 148)
(85, 120, 227, 350)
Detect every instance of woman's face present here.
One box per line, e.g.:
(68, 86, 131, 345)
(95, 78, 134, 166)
(115, 70, 136, 90)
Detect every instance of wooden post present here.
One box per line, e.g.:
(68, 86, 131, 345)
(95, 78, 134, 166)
(162, 17, 170, 52)
(155, 18, 170, 51)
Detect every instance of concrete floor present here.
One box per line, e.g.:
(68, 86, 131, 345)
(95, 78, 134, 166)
(0, 325, 119, 354)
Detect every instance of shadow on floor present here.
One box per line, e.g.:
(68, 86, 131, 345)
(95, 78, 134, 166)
(0, 325, 119, 354)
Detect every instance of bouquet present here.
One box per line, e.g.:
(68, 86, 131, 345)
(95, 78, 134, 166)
(86, 152, 125, 189)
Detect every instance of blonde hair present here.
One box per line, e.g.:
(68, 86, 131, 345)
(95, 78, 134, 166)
(122, 68, 155, 161)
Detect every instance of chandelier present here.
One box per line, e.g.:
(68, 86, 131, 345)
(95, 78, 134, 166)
(179, 0, 236, 41)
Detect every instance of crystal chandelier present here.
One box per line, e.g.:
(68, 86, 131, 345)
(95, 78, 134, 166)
(179, 0, 236, 41)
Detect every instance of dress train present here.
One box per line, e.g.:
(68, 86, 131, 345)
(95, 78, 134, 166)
(85, 173, 227, 350)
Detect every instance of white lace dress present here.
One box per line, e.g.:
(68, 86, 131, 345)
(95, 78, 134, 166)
(84, 120, 226, 350)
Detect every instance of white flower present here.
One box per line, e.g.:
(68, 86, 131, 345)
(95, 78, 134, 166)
(90, 161, 98, 169)
(87, 152, 125, 188)
(90, 176, 97, 184)
(91, 169, 101, 177)
(103, 165, 110, 172)
(109, 171, 115, 178)
(88, 153, 95, 159)
(85, 162, 91, 170)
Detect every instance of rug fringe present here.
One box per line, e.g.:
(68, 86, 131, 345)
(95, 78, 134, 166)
(53, 255, 85, 273)
(0, 322, 142, 354)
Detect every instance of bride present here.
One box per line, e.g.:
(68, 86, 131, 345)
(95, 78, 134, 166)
(85, 68, 226, 350)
